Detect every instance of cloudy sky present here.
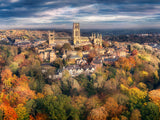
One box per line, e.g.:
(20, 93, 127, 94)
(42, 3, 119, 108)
(1, 0, 160, 29)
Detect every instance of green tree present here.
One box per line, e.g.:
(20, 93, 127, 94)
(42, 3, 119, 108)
(35, 95, 79, 120)
(141, 102, 159, 120)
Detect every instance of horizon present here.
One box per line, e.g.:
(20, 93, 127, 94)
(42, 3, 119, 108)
(1, 0, 160, 29)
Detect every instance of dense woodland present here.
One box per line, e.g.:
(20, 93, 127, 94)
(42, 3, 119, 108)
(1, 43, 160, 120)
(104, 35, 160, 44)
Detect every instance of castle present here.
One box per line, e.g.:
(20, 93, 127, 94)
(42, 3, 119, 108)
(49, 23, 102, 47)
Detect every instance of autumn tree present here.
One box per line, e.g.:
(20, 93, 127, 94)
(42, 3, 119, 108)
(0, 103, 18, 120)
(130, 109, 141, 120)
(131, 49, 138, 56)
(87, 106, 108, 120)
(115, 57, 135, 71)
(13, 54, 25, 65)
(88, 50, 97, 63)
(128, 87, 147, 111)
(149, 89, 160, 109)
(141, 102, 159, 120)
(104, 97, 125, 117)
(62, 43, 72, 50)
(15, 104, 29, 120)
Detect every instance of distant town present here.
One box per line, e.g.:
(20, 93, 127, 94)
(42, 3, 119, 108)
(1, 23, 160, 80)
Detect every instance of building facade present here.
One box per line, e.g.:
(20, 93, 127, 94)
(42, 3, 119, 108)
(49, 31, 55, 46)
(48, 23, 103, 47)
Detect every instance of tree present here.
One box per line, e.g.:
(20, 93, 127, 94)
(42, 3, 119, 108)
(85, 95, 102, 111)
(52, 58, 63, 69)
(87, 106, 108, 120)
(0, 103, 18, 120)
(102, 41, 110, 48)
(88, 50, 97, 63)
(13, 54, 25, 65)
(104, 97, 124, 117)
(1, 69, 17, 90)
(104, 78, 118, 93)
(15, 104, 29, 120)
(128, 87, 147, 111)
(131, 49, 138, 56)
(115, 57, 135, 71)
(130, 109, 141, 120)
(141, 102, 159, 120)
(35, 95, 79, 120)
(149, 89, 160, 109)
(42, 84, 54, 95)
(62, 43, 72, 50)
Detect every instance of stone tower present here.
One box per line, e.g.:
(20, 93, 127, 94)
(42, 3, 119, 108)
(49, 31, 55, 46)
(73, 23, 81, 45)
(93, 33, 102, 47)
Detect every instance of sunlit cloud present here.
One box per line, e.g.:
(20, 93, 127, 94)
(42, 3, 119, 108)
(1, 0, 160, 29)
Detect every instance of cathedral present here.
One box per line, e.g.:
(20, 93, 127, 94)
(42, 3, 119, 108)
(49, 23, 102, 47)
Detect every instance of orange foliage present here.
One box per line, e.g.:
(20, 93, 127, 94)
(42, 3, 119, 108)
(1, 69, 35, 107)
(35, 93, 45, 99)
(87, 106, 108, 120)
(1, 69, 18, 89)
(1, 69, 12, 82)
(0, 103, 18, 120)
(104, 97, 125, 117)
(35, 113, 48, 120)
(115, 57, 135, 71)
(29, 115, 35, 120)
(149, 89, 160, 108)
(14, 54, 25, 65)
(131, 50, 138, 56)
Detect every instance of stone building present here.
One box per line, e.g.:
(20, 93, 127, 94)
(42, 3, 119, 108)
(48, 23, 102, 47)
(73, 23, 81, 45)
(50, 51, 57, 62)
(72, 23, 102, 47)
(38, 49, 56, 63)
(49, 31, 55, 46)
(48, 31, 71, 46)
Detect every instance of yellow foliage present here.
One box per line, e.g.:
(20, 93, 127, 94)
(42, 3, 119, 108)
(127, 77, 133, 85)
(128, 87, 147, 104)
(120, 84, 129, 93)
(137, 82, 147, 90)
(142, 71, 148, 76)
(35, 93, 44, 99)
(15, 104, 28, 120)
(154, 71, 159, 80)
(138, 54, 151, 61)
(111, 117, 120, 120)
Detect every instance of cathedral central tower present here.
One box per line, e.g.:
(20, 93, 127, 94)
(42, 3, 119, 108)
(73, 23, 81, 45)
